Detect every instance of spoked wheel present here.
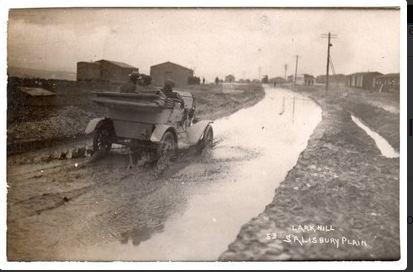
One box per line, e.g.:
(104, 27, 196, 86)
(154, 131, 177, 176)
(197, 125, 213, 155)
(91, 126, 113, 161)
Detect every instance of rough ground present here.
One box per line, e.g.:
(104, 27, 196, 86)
(7, 82, 264, 261)
(220, 85, 399, 261)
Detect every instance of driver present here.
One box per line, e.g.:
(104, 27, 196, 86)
(161, 79, 184, 106)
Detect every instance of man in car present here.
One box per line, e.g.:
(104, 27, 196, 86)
(161, 79, 184, 105)
(120, 71, 140, 93)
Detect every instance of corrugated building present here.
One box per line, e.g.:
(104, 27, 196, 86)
(150, 61, 194, 87)
(374, 73, 400, 93)
(225, 75, 235, 83)
(346, 72, 383, 90)
(316, 74, 347, 84)
(295, 74, 315, 86)
(269, 77, 287, 84)
(77, 59, 138, 83)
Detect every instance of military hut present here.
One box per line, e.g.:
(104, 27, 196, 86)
(346, 72, 383, 90)
(316, 74, 347, 84)
(269, 77, 287, 84)
(150, 61, 194, 87)
(295, 74, 315, 86)
(374, 73, 400, 93)
(77, 59, 138, 83)
(225, 74, 236, 83)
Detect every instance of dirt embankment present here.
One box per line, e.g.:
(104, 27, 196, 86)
(7, 78, 121, 153)
(7, 79, 264, 154)
(220, 86, 399, 261)
(293, 85, 399, 151)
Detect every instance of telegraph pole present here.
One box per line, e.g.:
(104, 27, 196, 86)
(284, 64, 288, 80)
(325, 32, 331, 93)
(321, 32, 337, 93)
(294, 55, 299, 84)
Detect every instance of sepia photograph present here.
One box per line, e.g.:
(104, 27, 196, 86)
(3, 1, 404, 268)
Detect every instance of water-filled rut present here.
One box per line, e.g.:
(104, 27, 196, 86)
(67, 86, 322, 261)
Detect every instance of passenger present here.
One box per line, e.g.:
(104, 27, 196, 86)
(120, 71, 140, 93)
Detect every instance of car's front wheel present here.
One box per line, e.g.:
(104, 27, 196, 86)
(154, 131, 177, 175)
(197, 124, 213, 155)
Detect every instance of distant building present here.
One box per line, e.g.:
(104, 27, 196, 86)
(225, 74, 235, 83)
(77, 59, 138, 83)
(295, 74, 315, 86)
(374, 73, 399, 93)
(346, 72, 383, 90)
(287, 75, 294, 82)
(150, 61, 194, 87)
(261, 75, 269, 83)
(269, 77, 287, 84)
(316, 74, 347, 84)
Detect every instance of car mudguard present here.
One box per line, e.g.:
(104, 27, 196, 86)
(150, 124, 177, 143)
(186, 120, 213, 145)
(84, 118, 106, 134)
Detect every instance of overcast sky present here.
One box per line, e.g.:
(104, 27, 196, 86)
(8, 8, 400, 81)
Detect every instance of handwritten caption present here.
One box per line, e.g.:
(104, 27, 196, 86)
(266, 225, 368, 249)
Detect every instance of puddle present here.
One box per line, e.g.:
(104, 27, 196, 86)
(369, 101, 399, 114)
(66, 86, 322, 261)
(351, 115, 399, 158)
(211, 145, 258, 161)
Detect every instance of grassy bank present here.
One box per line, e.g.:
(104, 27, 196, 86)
(220, 85, 399, 261)
(182, 83, 265, 120)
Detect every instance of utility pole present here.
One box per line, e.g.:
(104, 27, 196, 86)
(284, 64, 288, 80)
(321, 32, 337, 94)
(294, 55, 299, 84)
(325, 32, 331, 93)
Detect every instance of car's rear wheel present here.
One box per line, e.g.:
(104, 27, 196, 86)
(91, 125, 113, 161)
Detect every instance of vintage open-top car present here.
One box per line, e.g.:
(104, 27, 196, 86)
(84, 89, 213, 170)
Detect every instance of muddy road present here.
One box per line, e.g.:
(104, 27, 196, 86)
(7, 85, 321, 261)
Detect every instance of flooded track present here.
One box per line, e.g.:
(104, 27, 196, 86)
(61, 86, 322, 261)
